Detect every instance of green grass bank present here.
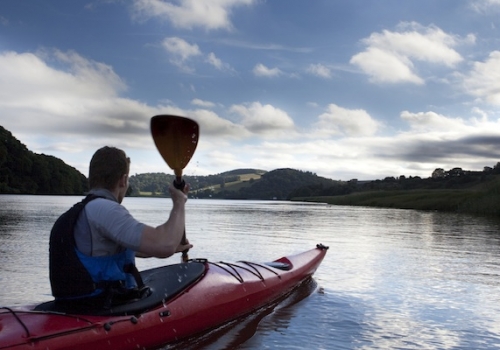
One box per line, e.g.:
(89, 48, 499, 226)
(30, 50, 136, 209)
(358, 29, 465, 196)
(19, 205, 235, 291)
(294, 177, 500, 217)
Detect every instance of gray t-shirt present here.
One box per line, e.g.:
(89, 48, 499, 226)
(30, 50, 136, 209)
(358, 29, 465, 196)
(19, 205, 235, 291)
(74, 189, 144, 256)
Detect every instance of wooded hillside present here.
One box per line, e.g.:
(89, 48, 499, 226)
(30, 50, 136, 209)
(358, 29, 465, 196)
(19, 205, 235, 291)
(0, 126, 88, 194)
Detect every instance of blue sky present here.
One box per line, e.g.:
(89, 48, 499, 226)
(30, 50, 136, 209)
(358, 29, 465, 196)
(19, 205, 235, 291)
(1, 0, 500, 181)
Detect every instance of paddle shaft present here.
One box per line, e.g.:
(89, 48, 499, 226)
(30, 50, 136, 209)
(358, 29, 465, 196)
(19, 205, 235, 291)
(173, 176, 189, 262)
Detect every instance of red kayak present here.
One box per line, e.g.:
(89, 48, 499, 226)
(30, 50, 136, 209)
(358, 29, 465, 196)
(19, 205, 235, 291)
(0, 244, 328, 350)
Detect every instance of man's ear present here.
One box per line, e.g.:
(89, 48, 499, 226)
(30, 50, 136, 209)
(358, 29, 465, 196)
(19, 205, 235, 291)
(119, 174, 128, 188)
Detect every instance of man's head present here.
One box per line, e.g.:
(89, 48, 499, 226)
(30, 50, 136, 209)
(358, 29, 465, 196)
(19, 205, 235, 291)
(89, 146, 130, 192)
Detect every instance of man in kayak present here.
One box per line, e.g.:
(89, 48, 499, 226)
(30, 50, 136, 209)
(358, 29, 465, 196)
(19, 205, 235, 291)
(49, 146, 192, 310)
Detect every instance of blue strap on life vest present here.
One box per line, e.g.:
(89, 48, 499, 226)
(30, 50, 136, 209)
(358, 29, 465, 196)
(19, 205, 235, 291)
(75, 248, 138, 297)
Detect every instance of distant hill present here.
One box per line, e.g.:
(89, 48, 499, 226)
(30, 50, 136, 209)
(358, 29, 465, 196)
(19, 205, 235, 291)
(129, 169, 267, 197)
(0, 125, 88, 194)
(225, 168, 341, 200)
(129, 168, 341, 200)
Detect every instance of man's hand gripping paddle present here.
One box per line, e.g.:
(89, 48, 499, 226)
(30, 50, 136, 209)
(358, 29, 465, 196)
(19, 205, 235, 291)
(150, 115, 199, 262)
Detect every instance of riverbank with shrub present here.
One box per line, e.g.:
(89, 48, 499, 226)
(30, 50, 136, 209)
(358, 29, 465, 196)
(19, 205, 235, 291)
(295, 176, 500, 217)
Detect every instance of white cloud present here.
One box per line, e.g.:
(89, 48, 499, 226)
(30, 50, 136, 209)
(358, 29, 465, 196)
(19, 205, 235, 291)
(306, 63, 332, 79)
(188, 109, 249, 138)
(202, 149, 249, 170)
(206, 52, 233, 71)
(0, 50, 139, 129)
(0, 50, 126, 102)
(350, 22, 468, 84)
(462, 50, 500, 105)
(471, 107, 489, 121)
(471, 0, 500, 12)
(131, 0, 256, 31)
(161, 37, 201, 72)
(161, 38, 234, 73)
(162, 37, 201, 60)
(191, 98, 216, 108)
(400, 111, 469, 133)
(313, 104, 380, 137)
(253, 63, 282, 77)
(367, 23, 464, 66)
(0, 49, 165, 165)
(351, 47, 424, 84)
(206, 52, 223, 69)
(229, 102, 295, 136)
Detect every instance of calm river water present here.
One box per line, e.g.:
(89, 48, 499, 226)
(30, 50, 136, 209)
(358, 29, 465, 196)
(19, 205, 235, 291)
(1, 195, 500, 349)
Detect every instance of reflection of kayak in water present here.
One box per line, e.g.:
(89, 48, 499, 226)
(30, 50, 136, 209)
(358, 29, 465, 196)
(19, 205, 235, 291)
(0, 244, 328, 350)
(171, 275, 320, 350)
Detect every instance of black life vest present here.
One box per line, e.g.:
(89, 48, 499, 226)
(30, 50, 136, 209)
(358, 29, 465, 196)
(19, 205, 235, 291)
(49, 194, 103, 299)
(49, 194, 146, 304)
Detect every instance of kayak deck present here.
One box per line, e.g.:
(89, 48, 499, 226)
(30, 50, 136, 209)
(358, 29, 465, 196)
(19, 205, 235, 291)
(0, 244, 328, 350)
(34, 262, 206, 316)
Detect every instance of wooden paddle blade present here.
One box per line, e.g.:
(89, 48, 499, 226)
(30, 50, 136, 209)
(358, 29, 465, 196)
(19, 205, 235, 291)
(150, 115, 199, 176)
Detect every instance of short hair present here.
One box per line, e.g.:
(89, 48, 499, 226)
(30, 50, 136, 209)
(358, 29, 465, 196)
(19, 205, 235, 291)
(89, 146, 130, 190)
